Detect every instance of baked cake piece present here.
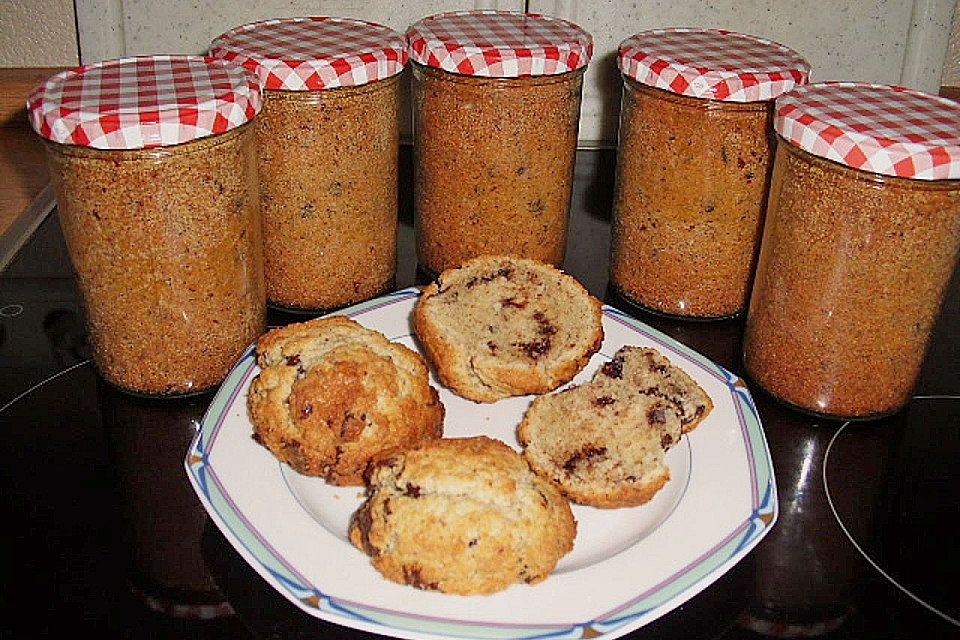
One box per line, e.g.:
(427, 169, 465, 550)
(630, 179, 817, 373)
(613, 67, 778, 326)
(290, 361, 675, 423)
(349, 436, 576, 595)
(247, 316, 444, 485)
(412, 255, 604, 402)
(518, 346, 713, 508)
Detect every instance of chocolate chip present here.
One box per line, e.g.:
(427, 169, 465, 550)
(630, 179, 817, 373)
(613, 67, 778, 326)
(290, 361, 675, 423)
(563, 445, 607, 473)
(515, 337, 551, 359)
(340, 411, 366, 440)
(501, 296, 527, 308)
(682, 404, 706, 425)
(351, 507, 376, 555)
(403, 565, 439, 591)
(533, 311, 558, 335)
(536, 489, 551, 507)
(404, 483, 422, 498)
(467, 267, 515, 288)
(643, 352, 669, 375)
(601, 357, 624, 379)
(281, 440, 304, 460)
(300, 202, 316, 219)
(593, 396, 616, 406)
(647, 406, 667, 425)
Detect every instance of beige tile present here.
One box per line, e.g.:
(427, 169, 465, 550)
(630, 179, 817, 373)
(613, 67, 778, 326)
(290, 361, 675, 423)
(531, 0, 956, 143)
(0, 0, 78, 66)
(78, 0, 524, 60)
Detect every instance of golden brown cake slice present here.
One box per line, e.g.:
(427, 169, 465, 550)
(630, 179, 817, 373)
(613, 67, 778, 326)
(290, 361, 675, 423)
(247, 316, 444, 485)
(349, 436, 576, 595)
(412, 255, 604, 402)
(518, 346, 713, 508)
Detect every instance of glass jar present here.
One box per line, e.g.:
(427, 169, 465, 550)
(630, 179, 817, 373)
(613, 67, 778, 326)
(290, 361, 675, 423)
(406, 10, 592, 275)
(610, 29, 809, 319)
(744, 83, 960, 419)
(28, 56, 265, 396)
(212, 17, 406, 312)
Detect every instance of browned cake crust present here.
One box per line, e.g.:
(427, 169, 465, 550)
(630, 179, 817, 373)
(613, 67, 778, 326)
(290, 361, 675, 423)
(349, 436, 577, 595)
(518, 346, 713, 508)
(412, 255, 604, 403)
(246, 316, 444, 485)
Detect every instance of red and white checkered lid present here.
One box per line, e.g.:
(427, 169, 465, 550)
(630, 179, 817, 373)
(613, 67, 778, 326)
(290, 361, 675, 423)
(27, 55, 262, 150)
(210, 17, 406, 91)
(406, 10, 592, 78)
(618, 28, 809, 102)
(776, 82, 960, 180)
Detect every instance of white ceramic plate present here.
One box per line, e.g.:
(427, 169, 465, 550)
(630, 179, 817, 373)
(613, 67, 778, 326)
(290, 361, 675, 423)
(186, 287, 776, 640)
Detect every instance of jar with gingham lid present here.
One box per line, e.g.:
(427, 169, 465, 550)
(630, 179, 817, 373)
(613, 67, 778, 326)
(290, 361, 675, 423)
(406, 10, 593, 275)
(211, 17, 406, 312)
(744, 82, 960, 419)
(27, 55, 265, 397)
(610, 28, 809, 319)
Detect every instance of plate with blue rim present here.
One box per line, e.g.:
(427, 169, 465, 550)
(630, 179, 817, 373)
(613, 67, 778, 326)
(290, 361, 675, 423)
(185, 286, 775, 640)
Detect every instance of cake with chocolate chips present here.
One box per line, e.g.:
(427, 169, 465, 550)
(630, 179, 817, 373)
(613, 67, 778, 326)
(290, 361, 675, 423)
(412, 255, 604, 403)
(348, 436, 576, 595)
(518, 346, 713, 508)
(246, 316, 444, 485)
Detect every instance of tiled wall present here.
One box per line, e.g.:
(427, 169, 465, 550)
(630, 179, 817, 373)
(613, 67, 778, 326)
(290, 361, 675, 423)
(944, 1, 960, 84)
(74, 1, 522, 63)
(10, 0, 959, 144)
(530, 0, 957, 142)
(0, 0, 78, 66)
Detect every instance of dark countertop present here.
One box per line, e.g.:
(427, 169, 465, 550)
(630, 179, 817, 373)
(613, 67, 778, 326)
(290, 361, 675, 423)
(1, 149, 958, 639)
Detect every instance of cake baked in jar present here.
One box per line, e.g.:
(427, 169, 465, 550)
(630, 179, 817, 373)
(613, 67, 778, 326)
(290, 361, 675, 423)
(743, 83, 960, 419)
(406, 10, 593, 275)
(610, 29, 809, 319)
(211, 17, 406, 312)
(27, 56, 266, 396)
